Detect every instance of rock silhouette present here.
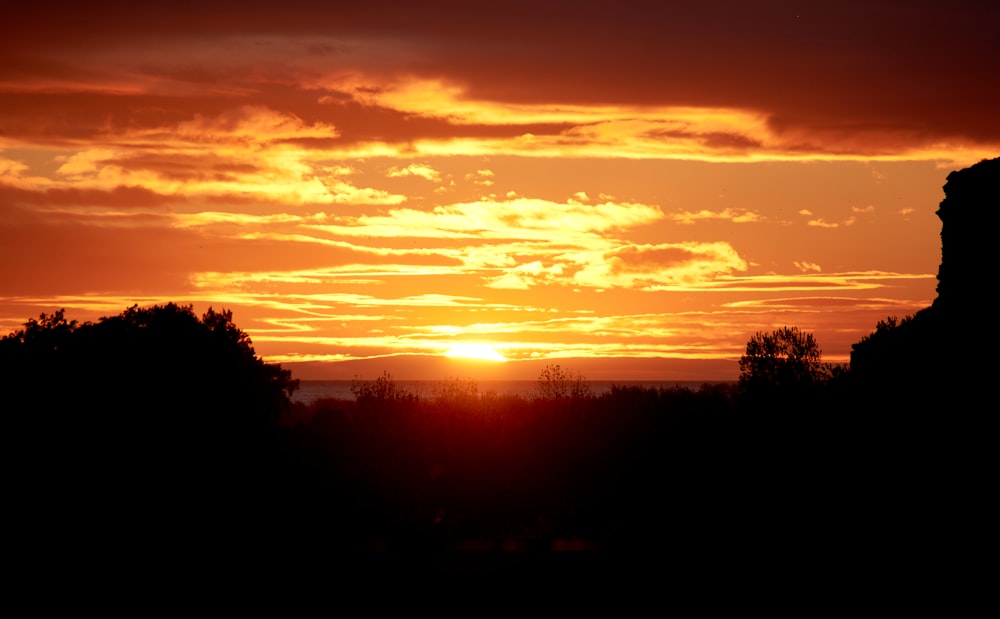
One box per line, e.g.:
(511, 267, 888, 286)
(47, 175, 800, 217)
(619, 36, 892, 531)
(934, 157, 1000, 315)
(850, 156, 998, 402)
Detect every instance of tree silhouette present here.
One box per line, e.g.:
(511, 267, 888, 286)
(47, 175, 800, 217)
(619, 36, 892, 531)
(2, 303, 304, 555)
(738, 326, 827, 399)
(2, 303, 299, 488)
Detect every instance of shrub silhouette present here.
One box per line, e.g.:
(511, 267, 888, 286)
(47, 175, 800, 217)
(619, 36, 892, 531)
(535, 363, 592, 400)
(351, 371, 417, 411)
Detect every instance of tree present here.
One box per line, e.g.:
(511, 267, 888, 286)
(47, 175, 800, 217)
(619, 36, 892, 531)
(3, 304, 303, 550)
(738, 326, 827, 397)
(535, 364, 592, 400)
(2, 302, 299, 443)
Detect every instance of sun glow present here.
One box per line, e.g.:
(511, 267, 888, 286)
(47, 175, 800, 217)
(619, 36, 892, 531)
(444, 344, 508, 362)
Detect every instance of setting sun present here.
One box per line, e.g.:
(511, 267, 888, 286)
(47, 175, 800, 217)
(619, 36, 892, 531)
(444, 344, 508, 362)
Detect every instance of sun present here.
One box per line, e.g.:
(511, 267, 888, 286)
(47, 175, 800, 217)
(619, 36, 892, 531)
(444, 343, 508, 362)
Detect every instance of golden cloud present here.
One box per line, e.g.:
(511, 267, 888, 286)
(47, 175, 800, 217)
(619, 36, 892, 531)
(386, 163, 442, 182)
(667, 208, 761, 224)
(308, 195, 663, 240)
(794, 261, 823, 273)
(173, 105, 340, 144)
(573, 242, 748, 289)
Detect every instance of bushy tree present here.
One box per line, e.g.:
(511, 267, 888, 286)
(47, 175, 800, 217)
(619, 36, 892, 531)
(2, 302, 299, 458)
(3, 303, 302, 546)
(738, 326, 828, 397)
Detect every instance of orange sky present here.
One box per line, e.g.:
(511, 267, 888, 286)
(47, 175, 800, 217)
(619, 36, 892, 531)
(2, 1, 998, 380)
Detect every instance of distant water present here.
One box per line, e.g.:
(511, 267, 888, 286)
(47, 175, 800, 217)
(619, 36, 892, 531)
(292, 379, 729, 404)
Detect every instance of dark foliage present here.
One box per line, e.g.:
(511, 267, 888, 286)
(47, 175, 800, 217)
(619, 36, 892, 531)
(277, 380, 747, 555)
(2, 302, 297, 427)
(3, 303, 298, 554)
(737, 326, 838, 410)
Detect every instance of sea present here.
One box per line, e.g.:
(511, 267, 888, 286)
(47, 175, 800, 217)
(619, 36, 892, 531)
(292, 379, 729, 404)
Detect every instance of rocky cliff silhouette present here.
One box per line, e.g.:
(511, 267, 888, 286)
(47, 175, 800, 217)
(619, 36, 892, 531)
(850, 156, 998, 404)
(843, 159, 996, 575)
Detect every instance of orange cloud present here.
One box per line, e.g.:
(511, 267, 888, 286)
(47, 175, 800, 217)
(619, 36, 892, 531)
(308, 195, 663, 240)
(794, 261, 823, 273)
(173, 105, 339, 144)
(572, 242, 748, 290)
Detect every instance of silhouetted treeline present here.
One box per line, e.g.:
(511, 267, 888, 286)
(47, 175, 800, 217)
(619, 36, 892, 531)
(272, 370, 885, 556)
(0, 302, 969, 570)
(275, 381, 742, 552)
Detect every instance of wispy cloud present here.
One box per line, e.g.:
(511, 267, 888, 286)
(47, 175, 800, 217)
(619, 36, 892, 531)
(386, 163, 442, 182)
(668, 208, 761, 224)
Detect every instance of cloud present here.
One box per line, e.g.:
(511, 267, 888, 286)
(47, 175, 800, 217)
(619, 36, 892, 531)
(668, 208, 761, 224)
(485, 261, 566, 290)
(794, 261, 822, 273)
(724, 296, 917, 310)
(0, 181, 174, 210)
(695, 271, 934, 293)
(308, 195, 663, 240)
(465, 169, 494, 186)
(0, 157, 29, 178)
(806, 218, 846, 229)
(10, 104, 405, 207)
(173, 105, 339, 144)
(801, 211, 856, 228)
(322, 180, 407, 205)
(572, 242, 748, 290)
(5, 3, 1000, 163)
(386, 163, 442, 182)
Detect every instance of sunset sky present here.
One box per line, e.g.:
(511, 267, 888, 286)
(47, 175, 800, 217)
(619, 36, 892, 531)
(2, 1, 998, 380)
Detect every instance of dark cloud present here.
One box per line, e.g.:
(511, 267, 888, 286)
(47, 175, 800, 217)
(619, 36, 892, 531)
(102, 154, 262, 183)
(0, 183, 175, 208)
(646, 128, 763, 151)
(609, 245, 697, 272)
(5, 1, 998, 149)
(0, 92, 237, 144)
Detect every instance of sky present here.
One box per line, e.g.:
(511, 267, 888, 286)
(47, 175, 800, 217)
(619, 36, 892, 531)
(2, 1, 998, 380)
